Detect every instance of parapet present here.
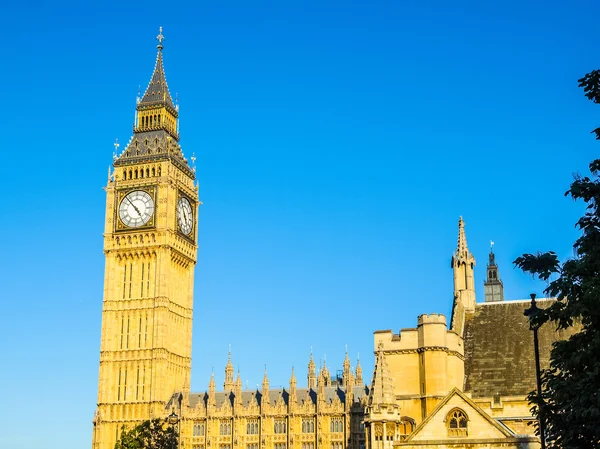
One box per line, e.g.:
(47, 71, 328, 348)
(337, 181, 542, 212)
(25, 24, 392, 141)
(374, 313, 462, 355)
(417, 314, 447, 326)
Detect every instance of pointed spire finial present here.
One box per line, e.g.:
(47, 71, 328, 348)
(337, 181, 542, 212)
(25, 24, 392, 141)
(157, 26, 164, 50)
(113, 138, 120, 159)
(457, 216, 469, 255)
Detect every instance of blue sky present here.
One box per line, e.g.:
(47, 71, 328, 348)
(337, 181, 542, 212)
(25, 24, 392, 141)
(1, 1, 599, 448)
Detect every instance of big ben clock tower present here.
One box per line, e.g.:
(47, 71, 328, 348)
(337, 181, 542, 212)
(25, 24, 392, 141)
(92, 28, 198, 449)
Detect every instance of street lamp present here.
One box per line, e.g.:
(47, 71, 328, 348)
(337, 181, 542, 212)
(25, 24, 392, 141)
(168, 410, 180, 449)
(523, 293, 546, 449)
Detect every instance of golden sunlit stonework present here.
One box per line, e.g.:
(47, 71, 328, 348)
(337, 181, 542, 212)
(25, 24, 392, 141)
(93, 30, 569, 449)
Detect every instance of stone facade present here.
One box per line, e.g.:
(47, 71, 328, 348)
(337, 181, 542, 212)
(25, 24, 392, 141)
(92, 30, 571, 449)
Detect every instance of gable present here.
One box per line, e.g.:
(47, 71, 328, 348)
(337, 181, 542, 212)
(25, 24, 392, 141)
(407, 390, 510, 442)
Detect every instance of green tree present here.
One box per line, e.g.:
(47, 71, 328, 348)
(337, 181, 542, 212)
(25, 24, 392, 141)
(513, 71, 600, 449)
(114, 418, 178, 449)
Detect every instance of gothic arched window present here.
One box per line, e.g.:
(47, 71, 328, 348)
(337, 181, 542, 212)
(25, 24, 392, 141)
(446, 409, 468, 437)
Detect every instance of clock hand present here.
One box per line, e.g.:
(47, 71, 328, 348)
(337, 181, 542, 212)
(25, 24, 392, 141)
(126, 196, 142, 217)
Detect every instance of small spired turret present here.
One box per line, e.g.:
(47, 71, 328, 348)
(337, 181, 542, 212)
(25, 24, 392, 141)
(114, 27, 193, 178)
(484, 242, 504, 302)
(365, 343, 402, 449)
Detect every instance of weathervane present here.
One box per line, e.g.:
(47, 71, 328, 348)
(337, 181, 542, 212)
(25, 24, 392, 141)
(490, 240, 495, 251)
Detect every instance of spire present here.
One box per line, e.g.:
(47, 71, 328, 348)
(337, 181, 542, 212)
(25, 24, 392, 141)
(289, 366, 297, 400)
(139, 26, 176, 111)
(365, 344, 401, 439)
(451, 216, 476, 335)
(235, 369, 242, 390)
(208, 369, 216, 407)
(115, 28, 193, 177)
(368, 344, 396, 407)
(262, 367, 270, 404)
(317, 369, 325, 401)
(321, 356, 330, 386)
(457, 216, 468, 256)
(234, 369, 242, 406)
(343, 347, 351, 387)
(224, 348, 234, 391)
(356, 356, 363, 385)
(343, 347, 351, 371)
(307, 350, 316, 389)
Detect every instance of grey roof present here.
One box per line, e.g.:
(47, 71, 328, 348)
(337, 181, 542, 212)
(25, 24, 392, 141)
(464, 299, 578, 398)
(114, 130, 194, 179)
(139, 47, 176, 113)
(188, 386, 368, 409)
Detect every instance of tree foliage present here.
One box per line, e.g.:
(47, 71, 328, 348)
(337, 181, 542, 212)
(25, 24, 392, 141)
(114, 418, 178, 449)
(512, 72, 600, 448)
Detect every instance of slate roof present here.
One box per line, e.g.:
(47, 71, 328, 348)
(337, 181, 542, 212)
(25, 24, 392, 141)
(187, 386, 368, 409)
(464, 299, 577, 398)
(114, 130, 194, 178)
(139, 46, 177, 113)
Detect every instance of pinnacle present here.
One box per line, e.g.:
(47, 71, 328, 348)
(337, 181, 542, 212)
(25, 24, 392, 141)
(369, 347, 395, 406)
(457, 216, 469, 255)
(139, 28, 176, 111)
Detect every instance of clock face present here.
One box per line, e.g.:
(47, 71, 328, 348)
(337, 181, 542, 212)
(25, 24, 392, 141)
(119, 190, 155, 228)
(177, 197, 193, 235)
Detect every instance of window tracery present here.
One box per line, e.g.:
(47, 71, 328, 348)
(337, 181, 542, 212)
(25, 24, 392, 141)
(446, 409, 468, 437)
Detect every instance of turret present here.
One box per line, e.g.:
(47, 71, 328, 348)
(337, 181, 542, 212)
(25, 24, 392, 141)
(484, 243, 504, 302)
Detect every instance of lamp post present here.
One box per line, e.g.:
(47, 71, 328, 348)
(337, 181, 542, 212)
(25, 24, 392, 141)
(523, 293, 546, 449)
(168, 410, 180, 449)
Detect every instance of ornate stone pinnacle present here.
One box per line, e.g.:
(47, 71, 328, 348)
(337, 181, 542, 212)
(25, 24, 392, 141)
(157, 26, 164, 49)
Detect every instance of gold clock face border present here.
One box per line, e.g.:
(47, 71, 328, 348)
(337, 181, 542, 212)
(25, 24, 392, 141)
(177, 191, 196, 242)
(115, 187, 157, 232)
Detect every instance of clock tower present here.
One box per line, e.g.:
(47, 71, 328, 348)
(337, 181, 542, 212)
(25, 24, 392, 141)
(483, 244, 504, 302)
(92, 28, 198, 449)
